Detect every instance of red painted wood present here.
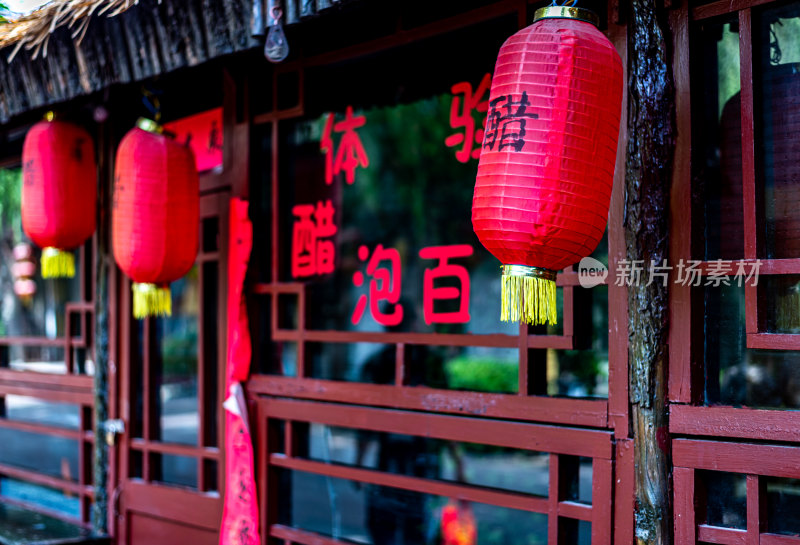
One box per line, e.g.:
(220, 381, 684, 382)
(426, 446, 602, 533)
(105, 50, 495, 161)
(0, 369, 92, 389)
(0, 384, 93, 406)
(692, 0, 775, 20)
(746, 475, 761, 545)
(746, 333, 800, 350)
(668, 0, 694, 405)
(129, 439, 219, 459)
(607, 12, 630, 435)
(0, 462, 90, 496)
(671, 405, 800, 443)
(697, 524, 748, 545)
(559, 500, 593, 522)
(270, 327, 574, 350)
(614, 440, 634, 545)
(258, 397, 612, 457)
(247, 375, 608, 427)
(271, 454, 550, 514)
(761, 534, 800, 545)
(270, 524, 347, 545)
(548, 453, 559, 545)
(591, 458, 613, 545)
(123, 481, 222, 531)
(674, 439, 800, 478)
(674, 468, 696, 545)
(128, 511, 218, 545)
(0, 417, 92, 441)
(738, 9, 756, 257)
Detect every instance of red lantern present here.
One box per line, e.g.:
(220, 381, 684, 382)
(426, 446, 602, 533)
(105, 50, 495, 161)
(21, 116, 97, 278)
(472, 7, 623, 325)
(113, 119, 199, 319)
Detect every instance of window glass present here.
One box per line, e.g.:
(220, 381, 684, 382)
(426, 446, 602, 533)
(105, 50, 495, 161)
(755, 3, 800, 259)
(154, 270, 200, 446)
(2, 395, 80, 430)
(766, 477, 800, 535)
(704, 284, 800, 407)
(303, 423, 550, 497)
(259, 24, 611, 397)
(282, 470, 551, 545)
(0, 166, 84, 374)
(700, 470, 747, 529)
(695, 19, 743, 261)
(0, 479, 81, 521)
(0, 428, 78, 482)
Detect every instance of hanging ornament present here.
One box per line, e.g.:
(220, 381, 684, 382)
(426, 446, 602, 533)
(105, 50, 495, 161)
(264, 6, 289, 63)
(21, 113, 97, 279)
(12, 243, 37, 305)
(113, 118, 199, 319)
(472, 5, 623, 325)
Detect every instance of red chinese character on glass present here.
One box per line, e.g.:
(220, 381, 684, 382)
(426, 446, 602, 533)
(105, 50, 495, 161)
(291, 200, 338, 278)
(321, 105, 369, 185)
(351, 244, 404, 326)
(445, 73, 491, 163)
(418, 245, 473, 324)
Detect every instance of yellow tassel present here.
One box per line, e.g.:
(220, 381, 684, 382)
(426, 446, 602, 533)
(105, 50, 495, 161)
(501, 266, 558, 326)
(41, 248, 75, 278)
(132, 283, 172, 319)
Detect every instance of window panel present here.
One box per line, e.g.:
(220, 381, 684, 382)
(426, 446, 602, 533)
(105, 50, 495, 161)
(766, 477, 800, 536)
(700, 470, 747, 530)
(281, 469, 550, 545)
(3, 395, 80, 430)
(303, 423, 550, 497)
(696, 19, 743, 261)
(0, 428, 79, 482)
(704, 284, 800, 408)
(755, 3, 800, 259)
(0, 478, 80, 520)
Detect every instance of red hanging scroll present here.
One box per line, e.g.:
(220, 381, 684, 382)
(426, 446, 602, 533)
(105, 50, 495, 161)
(220, 198, 259, 545)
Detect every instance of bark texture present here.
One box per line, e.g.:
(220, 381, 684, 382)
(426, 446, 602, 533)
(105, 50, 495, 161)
(625, 0, 675, 542)
(92, 117, 111, 534)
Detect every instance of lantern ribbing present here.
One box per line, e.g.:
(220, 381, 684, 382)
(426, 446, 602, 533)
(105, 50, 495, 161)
(472, 11, 623, 326)
(21, 118, 97, 279)
(113, 119, 199, 319)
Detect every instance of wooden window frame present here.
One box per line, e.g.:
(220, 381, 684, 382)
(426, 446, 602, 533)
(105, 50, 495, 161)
(0, 156, 97, 525)
(245, 2, 633, 545)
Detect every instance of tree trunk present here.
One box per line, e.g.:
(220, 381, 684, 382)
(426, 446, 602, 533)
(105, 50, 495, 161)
(625, 0, 675, 542)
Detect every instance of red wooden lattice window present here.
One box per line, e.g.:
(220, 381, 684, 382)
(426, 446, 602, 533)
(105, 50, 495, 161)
(671, 0, 800, 540)
(246, 2, 631, 544)
(0, 156, 97, 525)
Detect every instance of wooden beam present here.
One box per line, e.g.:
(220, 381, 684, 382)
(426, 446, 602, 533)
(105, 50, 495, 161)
(625, 0, 676, 541)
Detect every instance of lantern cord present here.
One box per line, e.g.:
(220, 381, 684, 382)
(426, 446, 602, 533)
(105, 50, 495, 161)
(41, 247, 76, 279)
(549, 0, 578, 7)
(132, 283, 172, 319)
(501, 274, 557, 326)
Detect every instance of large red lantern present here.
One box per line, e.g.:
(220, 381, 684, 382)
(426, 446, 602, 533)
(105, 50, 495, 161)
(472, 7, 623, 325)
(21, 116, 97, 278)
(113, 119, 199, 319)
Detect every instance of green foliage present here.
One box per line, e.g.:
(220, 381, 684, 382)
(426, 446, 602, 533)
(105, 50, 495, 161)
(444, 356, 517, 394)
(160, 327, 197, 379)
(0, 168, 22, 242)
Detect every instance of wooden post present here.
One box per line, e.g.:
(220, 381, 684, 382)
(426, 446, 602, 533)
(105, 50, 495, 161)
(625, 0, 675, 542)
(92, 108, 111, 534)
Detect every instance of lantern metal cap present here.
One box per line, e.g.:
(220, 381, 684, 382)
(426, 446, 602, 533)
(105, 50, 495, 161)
(136, 117, 164, 134)
(502, 264, 558, 282)
(533, 6, 600, 27)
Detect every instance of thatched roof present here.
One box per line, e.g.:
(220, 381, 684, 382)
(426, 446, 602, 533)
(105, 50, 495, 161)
(0, 1, 143, 61)
(0, 0, 354, 124)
